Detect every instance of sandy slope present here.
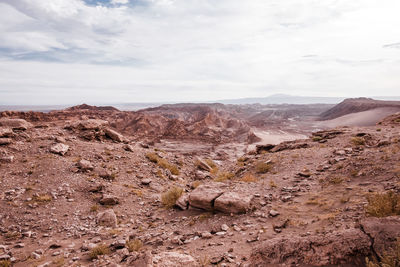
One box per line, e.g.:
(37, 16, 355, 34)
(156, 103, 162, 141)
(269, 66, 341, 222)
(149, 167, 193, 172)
(316, 107, 400, 127)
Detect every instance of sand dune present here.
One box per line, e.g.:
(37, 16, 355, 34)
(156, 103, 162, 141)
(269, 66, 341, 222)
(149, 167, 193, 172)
(316, 107, 400, 128)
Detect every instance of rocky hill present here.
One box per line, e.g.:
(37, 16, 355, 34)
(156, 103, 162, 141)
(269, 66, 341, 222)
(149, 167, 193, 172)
(0, 104, 399, 266)
(319, 98, 400, 120)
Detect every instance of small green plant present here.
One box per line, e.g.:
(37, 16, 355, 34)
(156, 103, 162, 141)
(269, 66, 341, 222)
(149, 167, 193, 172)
(126, 239, 143, 252)
(89, 244, 110, 260)
(366, 191, 400, 217)
(161, 187, 183, 208)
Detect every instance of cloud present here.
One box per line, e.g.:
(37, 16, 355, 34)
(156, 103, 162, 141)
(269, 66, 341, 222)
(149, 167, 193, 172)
(0, 0, 400, 104)
(111, 0, 129, 4)
(383, 42, 400, 49)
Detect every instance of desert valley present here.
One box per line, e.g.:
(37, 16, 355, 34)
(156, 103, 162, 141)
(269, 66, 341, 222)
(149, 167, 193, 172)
(0, 98, 400, 266)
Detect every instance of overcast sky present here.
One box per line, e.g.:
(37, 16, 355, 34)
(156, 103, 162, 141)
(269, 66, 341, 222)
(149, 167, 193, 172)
(0, 0, 399, 105)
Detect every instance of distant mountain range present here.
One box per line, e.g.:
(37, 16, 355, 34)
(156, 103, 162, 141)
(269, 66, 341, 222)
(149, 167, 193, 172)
(217, 94, 400, 105)
(2, 94, 400, 111)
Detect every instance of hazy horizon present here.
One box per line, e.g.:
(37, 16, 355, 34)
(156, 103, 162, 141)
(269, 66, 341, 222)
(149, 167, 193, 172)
(1, 0, 400, 105)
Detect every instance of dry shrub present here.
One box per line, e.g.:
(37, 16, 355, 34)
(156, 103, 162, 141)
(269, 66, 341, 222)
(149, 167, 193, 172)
(90, 205, 99, 212)
(366, 238, 400, 267)
(34, 194, 52, 202)
(89, 244, 110, 260)
(0, 260, 11, 267)
(351, 137, 365, 146)
(161, 187, 183, 208)
(255, 161, 273, 173)
(366, 191, 400, 217)
(329, 176, 344, 184)
(126, 239, 143, 252)
(269, 180, 277, 188)
(146, 152, 180, 175)
(241, 173, 257, 183)
(214, 172, 234, 182)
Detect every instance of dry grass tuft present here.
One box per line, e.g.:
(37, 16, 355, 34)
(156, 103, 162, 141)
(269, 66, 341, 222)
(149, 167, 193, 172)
(351, 137, 365, 146)
(0, 260, 11, 267)
(89, 244, 110, 260)
(146, 152, 180, 175)
(34, 194, 52, 202)
(52, 257, 65, 267)
(90, 205, 99, 212)
(328, 176, 344, 184)
(366, 191, 400, 217)
(214, 172, 234, 182)
(366, 238, 400, 267)
(255, 161, 273, 173)
(241, 173, 257, 183)
(126, 239, 143, 252)
(161, 187, 183, 208)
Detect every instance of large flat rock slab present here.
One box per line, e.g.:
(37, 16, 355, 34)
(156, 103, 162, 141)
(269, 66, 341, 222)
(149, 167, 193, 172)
(214, 192, 253, 214)
(188, 183, 225, 211)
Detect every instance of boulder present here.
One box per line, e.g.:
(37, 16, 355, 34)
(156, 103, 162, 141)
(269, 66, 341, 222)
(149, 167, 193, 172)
(0, 155, 14, 163)
(250, 229, 371, 266)
(189, 183, 225, 211)
(360, 216, 400, 259)
(195, 158, 212, 172)
(77, 159, 94, 171)
(50, 143, 69, 156)
(99, 195, 119, 205)
(96, 209, 117, 227)
(123, 144, 134, 152)
(214, 192, 253, 214)
(0, 138, 12, 146)
(75, 119, 108, 130)
(0, 127, 14, 138)
(152, 252, 197, 267)
(104, 128, 125, 142)
(98, 169, 115, 180)
(175, 194, 189, 210)
(0, 118, 32, 130)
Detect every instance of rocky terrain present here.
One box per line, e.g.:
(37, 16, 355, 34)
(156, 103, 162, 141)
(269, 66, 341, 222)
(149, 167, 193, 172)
(0, 101, 400, 267)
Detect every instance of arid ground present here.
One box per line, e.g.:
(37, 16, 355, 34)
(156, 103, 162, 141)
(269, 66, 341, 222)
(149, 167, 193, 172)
(1, 98, 400, 267)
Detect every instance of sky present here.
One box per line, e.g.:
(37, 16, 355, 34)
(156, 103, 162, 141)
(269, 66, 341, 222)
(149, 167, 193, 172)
(0, 0, 400, 105)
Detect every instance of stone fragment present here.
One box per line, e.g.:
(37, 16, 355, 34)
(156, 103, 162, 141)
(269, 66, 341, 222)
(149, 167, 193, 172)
(50, 143, 69, 156)
(0, 155, 14, 163)
(104, 128, 125, 142)
(99, 195, 119, 205)
(96, 209, 117, 227)
(152, 252, 197, 267)
(0, 127, 13, 138)
(0, 118, 32, 130)
(195, 158, 213, 172)
(77, 159, 94, 171)
(175, 194, 189, 210)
